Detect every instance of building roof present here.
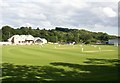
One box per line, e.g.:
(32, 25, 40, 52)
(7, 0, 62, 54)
(8, 35, 34, 41)
(34, 37, 42, 41)
(25, 35, 34, 40)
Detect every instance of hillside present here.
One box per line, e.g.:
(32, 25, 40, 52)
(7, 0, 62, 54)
(1, 25, 117, 44)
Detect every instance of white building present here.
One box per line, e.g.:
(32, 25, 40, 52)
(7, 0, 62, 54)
(34, 37, 47, 45)
(108, 38, 120, 46)
(8, 35, 47, 45)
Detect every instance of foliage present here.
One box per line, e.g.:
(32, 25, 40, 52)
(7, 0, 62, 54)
(1, 25, 117, 44)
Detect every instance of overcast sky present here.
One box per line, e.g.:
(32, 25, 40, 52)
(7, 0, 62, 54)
(0, 0, 119, 36)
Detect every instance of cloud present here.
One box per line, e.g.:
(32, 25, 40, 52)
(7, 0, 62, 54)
(0, 0, 118, 35)
(21, 23, 34, 27)
(93, 24, 118, 35)
(103, 7, 117, 17)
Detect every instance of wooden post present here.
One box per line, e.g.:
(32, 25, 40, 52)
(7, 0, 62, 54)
(82, 48, 84, 52)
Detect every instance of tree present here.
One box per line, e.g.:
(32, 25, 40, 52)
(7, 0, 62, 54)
(0, 29, 2, 41)
(2, 25, 14, 41)
(0, 25, 117, 43)
(49, 36, 58, 43)
(97, 32, 109, 42)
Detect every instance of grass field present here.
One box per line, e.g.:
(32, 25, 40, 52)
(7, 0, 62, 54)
(1, 44, 120, 82)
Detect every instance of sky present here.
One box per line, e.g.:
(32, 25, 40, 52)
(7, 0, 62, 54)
(0, 0, 119, 36)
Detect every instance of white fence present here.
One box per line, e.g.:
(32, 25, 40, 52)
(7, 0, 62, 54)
(0, 42, 11, 45)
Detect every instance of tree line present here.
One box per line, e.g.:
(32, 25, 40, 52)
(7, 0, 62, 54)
(0, 25, 117, 44)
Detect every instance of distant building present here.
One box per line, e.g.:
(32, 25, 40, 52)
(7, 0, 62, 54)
(8, 35, 47, 45)
(108, 38, 120, 46)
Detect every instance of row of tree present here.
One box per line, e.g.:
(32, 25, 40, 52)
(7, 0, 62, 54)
(0, 25, 117, 44)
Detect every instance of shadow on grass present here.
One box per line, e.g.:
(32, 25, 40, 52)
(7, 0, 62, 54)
(84, 58, 120, 65)
(1, 58, 120, 83)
